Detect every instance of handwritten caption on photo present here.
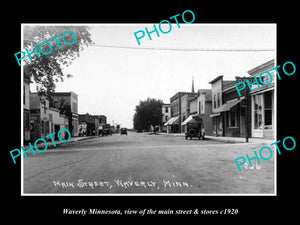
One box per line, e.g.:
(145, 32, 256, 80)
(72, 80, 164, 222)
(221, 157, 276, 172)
(234, 136, 296, 171)
(53, 178, 192, 190)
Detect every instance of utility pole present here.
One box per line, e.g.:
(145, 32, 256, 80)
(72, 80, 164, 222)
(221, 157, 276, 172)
(236, 76, 254, 143)
(245, 84, 249, 143)
(178, 92, 182, 133)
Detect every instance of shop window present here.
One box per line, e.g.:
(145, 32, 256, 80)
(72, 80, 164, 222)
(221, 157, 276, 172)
(254, 94, 263, 130)
(226, 108, 236, 127)
(264, 91, 273, 129)
(230, 109, 236, 127)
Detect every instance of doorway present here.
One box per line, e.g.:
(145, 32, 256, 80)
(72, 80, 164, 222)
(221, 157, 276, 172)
(54, 125, 60, 140)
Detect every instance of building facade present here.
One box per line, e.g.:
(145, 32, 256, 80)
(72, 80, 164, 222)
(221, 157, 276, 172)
(198, 89, 214, 136)
(180, 89, 214, 136)
(247, 59, 275, 139)
(95, 115, 107, 132)
(221, 80, 251, 138)
(209, 76, 226, 136)
(49, 107, 69, 140)
(29, 93, 50, 141)
(161, 103, 171, 132)
(167, 92, 198, 133)
(23, 77, 31, 144)
(209, 76, 243, 137)
(78, 113, 100, 136)
(50, 91, 79, 137)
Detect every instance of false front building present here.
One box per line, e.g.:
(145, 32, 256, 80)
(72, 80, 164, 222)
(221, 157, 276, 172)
(50, 91, 79, 137)
(247, 59, 275, 139)
(166, 91, 198, 133)
(209, 75, 251, 137)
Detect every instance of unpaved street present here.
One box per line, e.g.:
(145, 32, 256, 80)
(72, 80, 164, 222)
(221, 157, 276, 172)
(23, 132, 275, 194)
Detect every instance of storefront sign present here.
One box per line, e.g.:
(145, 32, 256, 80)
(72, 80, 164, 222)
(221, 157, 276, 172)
(235, 61, 296, 97)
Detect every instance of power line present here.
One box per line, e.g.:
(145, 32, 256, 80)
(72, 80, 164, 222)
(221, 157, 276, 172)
(91, 44, 275, 52)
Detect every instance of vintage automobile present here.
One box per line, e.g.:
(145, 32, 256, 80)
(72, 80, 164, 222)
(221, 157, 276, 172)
(120, 128, 128, 135)
(182, 115, 204, 140)
(101, 128, 112, 136)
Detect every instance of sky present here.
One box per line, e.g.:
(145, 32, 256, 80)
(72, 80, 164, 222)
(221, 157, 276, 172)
(31, 24, 276, 128)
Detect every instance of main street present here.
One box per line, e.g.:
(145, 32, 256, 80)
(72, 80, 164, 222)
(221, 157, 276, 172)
(23, 132, 275, 194)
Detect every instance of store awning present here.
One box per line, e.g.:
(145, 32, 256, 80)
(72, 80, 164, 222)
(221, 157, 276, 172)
(164, 116, 179, 126)
(215, 98, 244, 113)
(210, 113, 221, 118)
(181, 115, 202, 126)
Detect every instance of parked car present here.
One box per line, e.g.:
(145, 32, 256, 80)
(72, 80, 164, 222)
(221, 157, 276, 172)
(120, 128, 128, 135)
(101, 128, 112, 136)
(183, 115, 204, 140)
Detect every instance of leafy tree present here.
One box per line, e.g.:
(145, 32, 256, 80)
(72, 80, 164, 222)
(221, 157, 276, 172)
(133, 98, 163, 132)
(23, 25, 93, 96)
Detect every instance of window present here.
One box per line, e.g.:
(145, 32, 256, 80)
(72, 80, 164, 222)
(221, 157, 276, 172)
(261, 72, 273, 85)
(230, 109, 236, 127)
(213, 94, 216, 109)
(72, 102, 77, 113)
(254, 94, 263, 130)
(226, 108, 236, 127)
(54, 101, 58, 108)
(165, 115, 168, 122)
(264, 91, 273, 128)
(199, 100, 205, 114)
(217, 93, 221, 108)
(165, 107, 168, 113)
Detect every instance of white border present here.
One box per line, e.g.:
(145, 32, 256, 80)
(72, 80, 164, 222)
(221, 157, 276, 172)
(21, 23, 277, 196)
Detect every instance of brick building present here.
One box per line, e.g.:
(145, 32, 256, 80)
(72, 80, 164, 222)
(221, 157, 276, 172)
(50, 91, 79, 137)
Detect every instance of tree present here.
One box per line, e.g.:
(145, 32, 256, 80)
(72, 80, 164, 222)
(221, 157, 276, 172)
(133, 98, 163, 132)
(23, 25, 93, 96)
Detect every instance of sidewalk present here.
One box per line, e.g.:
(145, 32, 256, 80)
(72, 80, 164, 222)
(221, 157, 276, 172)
(23, 135, 98, 150)
(159, 132, 274, 145)
(202, 135, 274, 145)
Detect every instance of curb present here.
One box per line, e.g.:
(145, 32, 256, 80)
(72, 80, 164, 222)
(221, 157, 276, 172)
(205, 136, 244, 143)
(25, 136, 98, 150)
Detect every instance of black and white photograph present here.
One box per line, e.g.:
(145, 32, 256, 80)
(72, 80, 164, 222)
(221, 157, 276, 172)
(21, 23, 276, 195)
(4, 4, 298, 222)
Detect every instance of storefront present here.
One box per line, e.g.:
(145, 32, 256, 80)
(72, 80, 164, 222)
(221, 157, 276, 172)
(210, 98, 245, 137)
(210, 113, 223, 136)
(251, 89, 274, 139)
(164, 116, 179, 133)
(247, 59, 275, 139)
